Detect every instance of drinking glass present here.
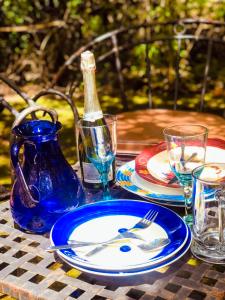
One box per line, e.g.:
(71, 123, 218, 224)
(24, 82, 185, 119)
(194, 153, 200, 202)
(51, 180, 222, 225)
(77, 114, 117, 200)
(163, 124, 208, 225)
(191, 163, 225, 264)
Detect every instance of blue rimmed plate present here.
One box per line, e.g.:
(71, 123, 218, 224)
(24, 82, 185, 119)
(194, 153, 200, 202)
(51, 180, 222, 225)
(50, 200, 188, 273)
(116, 161, 184, 206)
(58, 226, 191, 277)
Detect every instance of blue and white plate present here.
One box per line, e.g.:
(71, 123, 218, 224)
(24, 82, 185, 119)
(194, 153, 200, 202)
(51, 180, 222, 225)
(59, 226, 191, 277)
(50, 200, 189, 274)
(116, 160, 184, 206)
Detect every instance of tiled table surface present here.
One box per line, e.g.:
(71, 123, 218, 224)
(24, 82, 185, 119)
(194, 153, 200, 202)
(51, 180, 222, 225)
(0, 158, 225, 300)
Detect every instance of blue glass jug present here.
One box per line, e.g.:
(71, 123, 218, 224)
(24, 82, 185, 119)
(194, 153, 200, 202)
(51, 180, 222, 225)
(10, 119, 85, 234)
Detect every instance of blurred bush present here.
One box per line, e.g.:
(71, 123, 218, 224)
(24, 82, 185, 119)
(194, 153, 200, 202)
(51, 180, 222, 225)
(0, 0, 225, 185)
(1, 0, 225, 85)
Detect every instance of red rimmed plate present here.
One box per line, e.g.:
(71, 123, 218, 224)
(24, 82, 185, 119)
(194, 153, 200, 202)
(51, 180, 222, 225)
(135, 138, 225, 188)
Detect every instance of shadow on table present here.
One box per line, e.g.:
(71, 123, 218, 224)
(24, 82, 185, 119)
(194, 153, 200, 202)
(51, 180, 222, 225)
(56, 251, 190, 287)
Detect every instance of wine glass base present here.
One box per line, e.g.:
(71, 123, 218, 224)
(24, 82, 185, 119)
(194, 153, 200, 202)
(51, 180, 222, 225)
(85, 187, 115, 202)
(191, 239, 225, 264)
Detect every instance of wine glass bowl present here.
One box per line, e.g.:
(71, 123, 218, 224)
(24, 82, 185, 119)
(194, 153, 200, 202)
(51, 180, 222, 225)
(77, 114, 117, 200)
(169, 145, 206, 185)
(163, 124, 208, 225)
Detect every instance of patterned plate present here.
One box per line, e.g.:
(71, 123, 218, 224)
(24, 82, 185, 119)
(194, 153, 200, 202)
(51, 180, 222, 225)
(135, 138, 225, 188)
(116, 160, 184, 206)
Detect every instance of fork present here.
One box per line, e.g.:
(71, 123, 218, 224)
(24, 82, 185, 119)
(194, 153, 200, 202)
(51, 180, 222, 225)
(47, 209, 158, 252)
(84, 209, 158, 257)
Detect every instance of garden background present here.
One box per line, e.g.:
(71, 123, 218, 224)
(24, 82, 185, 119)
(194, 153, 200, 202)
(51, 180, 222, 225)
(0, 0, 225, 185)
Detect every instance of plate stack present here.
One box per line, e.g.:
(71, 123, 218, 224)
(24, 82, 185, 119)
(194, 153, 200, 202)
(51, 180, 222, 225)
(50, 200, 191, 276)
(116, 138, 225, 207)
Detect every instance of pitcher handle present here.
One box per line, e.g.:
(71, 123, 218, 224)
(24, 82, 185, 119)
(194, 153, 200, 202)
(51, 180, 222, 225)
(12, 105, 58, 128)
(11, 139, 39, 208)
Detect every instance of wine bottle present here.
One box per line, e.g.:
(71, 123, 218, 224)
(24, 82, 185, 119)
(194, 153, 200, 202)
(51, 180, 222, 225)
(78, 50, 115, 189)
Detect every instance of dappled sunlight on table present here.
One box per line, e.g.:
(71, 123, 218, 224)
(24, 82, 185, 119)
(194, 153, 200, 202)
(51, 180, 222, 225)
(117, 109, 225, 152)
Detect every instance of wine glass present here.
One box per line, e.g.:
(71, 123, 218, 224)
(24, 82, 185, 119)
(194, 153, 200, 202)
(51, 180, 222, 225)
(77, 114, 117, 200)
(163, 124, 208, 225)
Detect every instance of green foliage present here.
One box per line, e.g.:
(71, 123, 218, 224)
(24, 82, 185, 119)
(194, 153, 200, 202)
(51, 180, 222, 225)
(0, 1, 225, 112)
(2, 0, 31, 25)
(0, 1, 225, 186)
(1, 0, 225, 78)
(67, 0, 83, 18)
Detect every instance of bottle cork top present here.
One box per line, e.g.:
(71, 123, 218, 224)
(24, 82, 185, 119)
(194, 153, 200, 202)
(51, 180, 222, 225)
(81, 51, 96, 70)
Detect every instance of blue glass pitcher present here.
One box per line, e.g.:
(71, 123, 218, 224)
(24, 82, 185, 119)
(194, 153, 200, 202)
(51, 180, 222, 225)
(10, 119, 85, 234)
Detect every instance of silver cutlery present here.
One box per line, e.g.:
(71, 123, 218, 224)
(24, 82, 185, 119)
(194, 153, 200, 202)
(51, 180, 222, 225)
(84, 209, 158, 257)
(182, 151, 198, 171)
(47, 237, 170, 253)
(46, 209, 158, 253)
(46, 241, 108, 251)
(46, 233, 145, 252)
(138, 238, 170, 251)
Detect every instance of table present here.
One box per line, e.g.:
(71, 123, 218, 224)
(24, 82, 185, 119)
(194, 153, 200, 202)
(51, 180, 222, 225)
(0, 155, 225, 300)
(117, 109, 225, 153)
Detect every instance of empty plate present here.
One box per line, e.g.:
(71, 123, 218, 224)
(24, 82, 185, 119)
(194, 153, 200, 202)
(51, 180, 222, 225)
(50, 200, 188, 273)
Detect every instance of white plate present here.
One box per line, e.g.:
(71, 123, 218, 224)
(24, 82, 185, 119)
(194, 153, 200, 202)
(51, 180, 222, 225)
(135, 139, 225, 188)
(50, 200, 188, 272)
(117, 139, 225, 206)
(59, 227, 191, 277)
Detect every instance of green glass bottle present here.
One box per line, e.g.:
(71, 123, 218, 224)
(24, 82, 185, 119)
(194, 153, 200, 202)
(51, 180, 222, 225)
(78, 51, 115, 189)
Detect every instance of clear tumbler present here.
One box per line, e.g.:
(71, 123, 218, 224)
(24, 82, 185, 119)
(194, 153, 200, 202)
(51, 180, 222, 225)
(191, 163, 225, 264)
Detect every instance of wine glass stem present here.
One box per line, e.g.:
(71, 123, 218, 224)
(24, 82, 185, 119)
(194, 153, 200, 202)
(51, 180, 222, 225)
(100, 171, 111, 200)
(183, 184, 193, 225)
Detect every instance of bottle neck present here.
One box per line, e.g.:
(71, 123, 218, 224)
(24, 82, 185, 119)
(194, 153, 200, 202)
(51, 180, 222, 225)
(83, 68, 103, 121)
